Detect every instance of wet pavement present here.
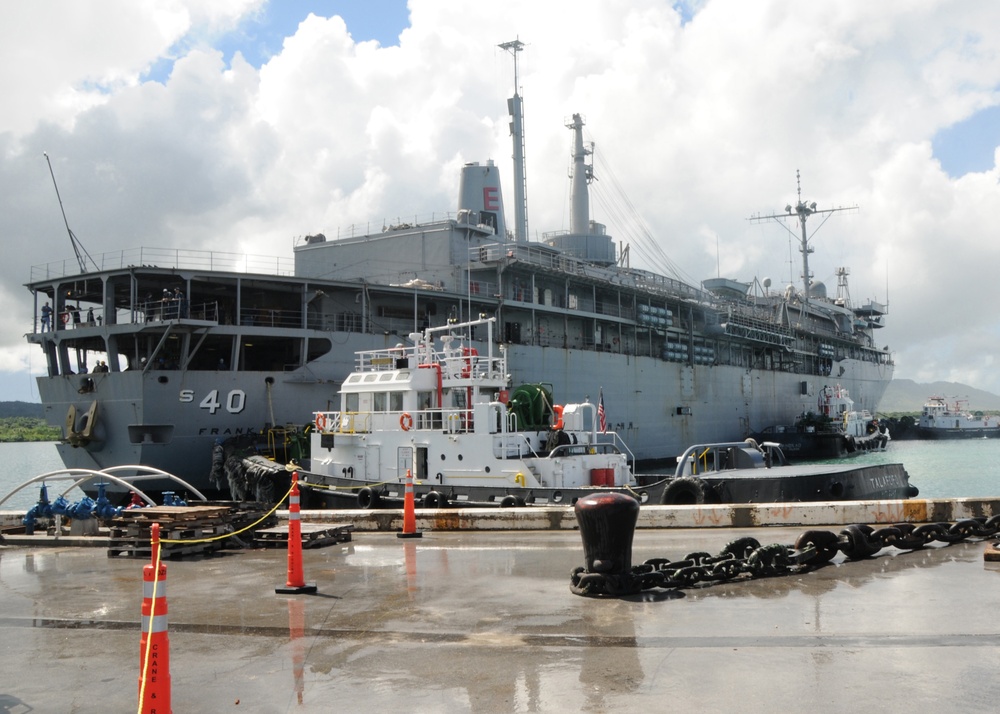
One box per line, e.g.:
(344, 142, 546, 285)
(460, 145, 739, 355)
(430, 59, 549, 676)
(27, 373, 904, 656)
(2, 526, 1000, 713)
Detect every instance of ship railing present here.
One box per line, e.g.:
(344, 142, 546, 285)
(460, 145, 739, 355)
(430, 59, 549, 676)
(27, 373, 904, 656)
(467, 279, 499, 298)
(29, 247, 296, 282)
(488, 279, 636, 320)
(291, 212, 462, 247)
(602, 432, 636, 475)
(237, 306, 303, 328)
(44, 304, 107, 331)
(722, 309, 795, 347)
(354, 346, 506, 381)
(325, 412, 372, 434)
(471, 244, 711, 304)
(136, 299, 220, 323)
(627, 270, 713, 303)
(41, 299, 224, 332)
(325, 409, 479, 435)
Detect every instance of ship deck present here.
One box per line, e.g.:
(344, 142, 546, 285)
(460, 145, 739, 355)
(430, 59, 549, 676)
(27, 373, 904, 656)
(2, 500, 1000, 711)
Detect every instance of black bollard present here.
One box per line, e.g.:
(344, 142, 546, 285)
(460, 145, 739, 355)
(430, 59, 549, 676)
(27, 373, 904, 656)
(572, 492, 641, 596)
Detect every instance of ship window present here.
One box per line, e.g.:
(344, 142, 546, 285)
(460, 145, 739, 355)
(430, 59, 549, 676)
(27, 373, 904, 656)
(345, 393, 359, 412)
(390, 392, 403, 411)
(379, 373, 394, 382)
(395, 371, 410, 380)
(373, 392, 386, 411)
(346, 375, 362, 384)
(363, 374, 378, 382)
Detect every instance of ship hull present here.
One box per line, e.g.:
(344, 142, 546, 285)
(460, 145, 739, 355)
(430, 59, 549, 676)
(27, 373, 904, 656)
(36, 339, 890, 495)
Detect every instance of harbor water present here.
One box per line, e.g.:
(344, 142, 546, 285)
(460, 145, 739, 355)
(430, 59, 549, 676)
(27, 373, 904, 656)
(0, 438, 997, 511)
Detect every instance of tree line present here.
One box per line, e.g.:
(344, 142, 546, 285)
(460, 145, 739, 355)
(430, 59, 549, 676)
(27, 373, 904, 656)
(0, 417, 61, 442)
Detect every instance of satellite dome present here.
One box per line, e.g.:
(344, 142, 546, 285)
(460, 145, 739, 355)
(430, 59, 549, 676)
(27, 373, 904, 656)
(810, 280, 827, 299)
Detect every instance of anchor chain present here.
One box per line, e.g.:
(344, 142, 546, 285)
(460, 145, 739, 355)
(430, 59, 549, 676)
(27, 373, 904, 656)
(570, 515, 1000, 597)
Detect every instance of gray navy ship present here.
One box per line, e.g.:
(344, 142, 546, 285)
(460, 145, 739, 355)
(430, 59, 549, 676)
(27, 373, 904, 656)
(24, 42, 893, 496)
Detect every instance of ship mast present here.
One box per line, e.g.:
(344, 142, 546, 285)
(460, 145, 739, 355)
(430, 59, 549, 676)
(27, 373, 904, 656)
(44, 152, 96, 274)
(749, 170, 857, 309)
(499, 38, 528, 243)
(567, 113, 593, 234)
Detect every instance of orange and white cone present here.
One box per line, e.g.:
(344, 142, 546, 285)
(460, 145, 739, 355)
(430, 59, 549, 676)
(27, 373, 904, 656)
(276, 472, 318, 594)
(138, 522, 171, 713)
(397, 468, 422, 539)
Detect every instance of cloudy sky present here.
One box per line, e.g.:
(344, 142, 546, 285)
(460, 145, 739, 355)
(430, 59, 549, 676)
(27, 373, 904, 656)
(3, 0, 1000, 402)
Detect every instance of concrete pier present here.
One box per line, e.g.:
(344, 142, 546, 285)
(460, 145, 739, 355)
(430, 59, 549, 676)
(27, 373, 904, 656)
(1, 522, 1000, 712)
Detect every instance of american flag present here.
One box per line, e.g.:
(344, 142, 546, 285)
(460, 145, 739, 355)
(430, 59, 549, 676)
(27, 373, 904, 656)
(598, 388, 607, 433)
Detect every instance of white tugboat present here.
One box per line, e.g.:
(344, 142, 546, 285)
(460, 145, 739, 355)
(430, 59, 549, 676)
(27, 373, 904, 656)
(299, 317, 666, 507)
(916, 397, 1000, 439)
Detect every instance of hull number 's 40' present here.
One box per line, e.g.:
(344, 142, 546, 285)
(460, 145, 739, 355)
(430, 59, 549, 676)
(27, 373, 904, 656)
(179, 389, 247, 415)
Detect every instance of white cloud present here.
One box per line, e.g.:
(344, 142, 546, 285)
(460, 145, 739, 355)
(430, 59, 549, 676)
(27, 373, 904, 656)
(3, 0, 1000, 397)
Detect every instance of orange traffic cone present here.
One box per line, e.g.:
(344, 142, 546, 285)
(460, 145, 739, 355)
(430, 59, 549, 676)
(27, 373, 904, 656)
(276, 473, 318, 594)
(138, 522, 171, 714)
(397, 468, 422, 539)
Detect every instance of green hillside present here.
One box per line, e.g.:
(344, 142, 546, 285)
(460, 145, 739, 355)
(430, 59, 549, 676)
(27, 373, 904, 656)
(0, 416, 60, 442)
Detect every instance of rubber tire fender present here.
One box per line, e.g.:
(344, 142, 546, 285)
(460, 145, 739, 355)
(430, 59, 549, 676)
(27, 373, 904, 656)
(660, 476, 716, 505)
(357, 487, 381, 510)
(500, 495, 519, 508)
(423, 491, 448, 509)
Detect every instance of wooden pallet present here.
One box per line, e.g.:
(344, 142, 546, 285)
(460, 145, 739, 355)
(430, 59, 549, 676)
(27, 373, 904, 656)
(108, 522, 231, 558)
(254, 523, 354, 549)
(107, 502, 274, 558)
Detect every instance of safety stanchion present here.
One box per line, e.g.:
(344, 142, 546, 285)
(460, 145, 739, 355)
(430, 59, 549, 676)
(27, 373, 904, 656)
(397, 468, 422, 539)
(276, 472, 318, 594)
(138, 522, 171, 713)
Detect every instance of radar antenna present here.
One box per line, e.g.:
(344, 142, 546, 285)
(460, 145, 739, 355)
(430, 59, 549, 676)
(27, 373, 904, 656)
(748, 170, 857, 309)
(43, 152, 97, 274)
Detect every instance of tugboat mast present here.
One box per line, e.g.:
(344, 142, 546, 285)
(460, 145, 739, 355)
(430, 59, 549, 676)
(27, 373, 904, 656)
(750, 170, 857, 309)
(499, 38, 528, 243)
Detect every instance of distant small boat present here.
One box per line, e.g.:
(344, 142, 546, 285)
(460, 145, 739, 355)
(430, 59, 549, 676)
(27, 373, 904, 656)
(754, 384, 889, 459)
(915, 396, 1000, 439)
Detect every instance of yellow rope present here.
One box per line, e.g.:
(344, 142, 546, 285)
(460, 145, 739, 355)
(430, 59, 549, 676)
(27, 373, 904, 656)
(159, 483, 294, 545)
(136, 537, 162, 713)
(300, 479, 418, 492)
